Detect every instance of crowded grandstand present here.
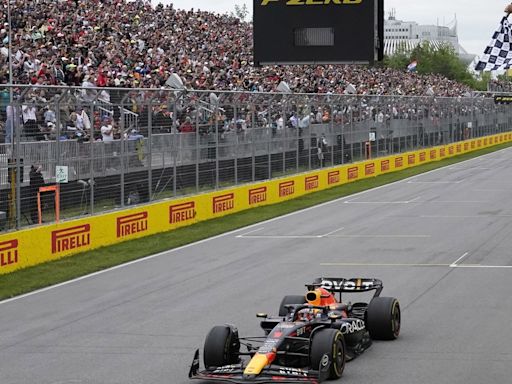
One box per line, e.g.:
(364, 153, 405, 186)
(0, 0, 473, 97)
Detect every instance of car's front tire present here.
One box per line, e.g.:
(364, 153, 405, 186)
(310, 328, 346, 379)
(203, 325, 240, 368)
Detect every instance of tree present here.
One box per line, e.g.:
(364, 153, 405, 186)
(384, 41, 485, 90)
(231, 3, 249, 22)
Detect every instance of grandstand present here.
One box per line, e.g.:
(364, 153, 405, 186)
(0, 0, 472, 97)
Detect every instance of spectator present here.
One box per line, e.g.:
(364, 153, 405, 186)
(29, 164, 45, 224)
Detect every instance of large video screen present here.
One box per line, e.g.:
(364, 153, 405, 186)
(253, 0, 384, 66)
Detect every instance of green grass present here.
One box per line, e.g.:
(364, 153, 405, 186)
(1, 143, 511, 301)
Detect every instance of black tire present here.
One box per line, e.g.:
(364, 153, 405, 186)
(366, 297, 401, 340)
(203, 325, 240, 368)
(278, 295, 307, 316)
(310, 328, 346, 380)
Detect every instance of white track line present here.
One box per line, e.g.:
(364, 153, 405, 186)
(344, 196, 421, 204)
(450, 252, 470, 267)
(327, 235, 431, 239)
(236, 227, 265, 238)
(2, 146, 511, 305)
(321, 227, 346, 237)
(320, 263, 450, 267)
(239, 235, 322, 239)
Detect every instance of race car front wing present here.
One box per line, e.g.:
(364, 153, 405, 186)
(189, 349, 330, 384)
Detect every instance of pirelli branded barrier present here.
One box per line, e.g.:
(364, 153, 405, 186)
(1, 134, 511, 275)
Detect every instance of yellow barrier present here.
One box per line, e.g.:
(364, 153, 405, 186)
(1, 134, 510, 274)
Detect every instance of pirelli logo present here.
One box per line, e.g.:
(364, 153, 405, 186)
(456, 144, 462, 153)
(471, 141, 476, 149)
(419, 152, 426, 162)
(484, 138, 488, 146)
(408, 155, 416, 165)
(348, 167, 359, 180)
(117, 212, 148, 239)
(477, 140, 482, 148)
(395, 157, 403, 168)
(464, 143, 469, 151)
(0, 240, 18, 268)
(365, 163, 375, 176)
(279, 181, 295, 197)
(430, 150, 437, 160)
(440, 148, 446, 157)
(261, 0, 363, 6)
(213, 193, 235, 214)
(495, 137, 500, 144)
(169, 202, 197, 224)
(305, 175, 319, 191)
(52, 224, 90, 254)
(249, 187, 267, 205)
(328, 171, 340, 185)
(381, 160, 390, 172)
(449, 146, 454, 155)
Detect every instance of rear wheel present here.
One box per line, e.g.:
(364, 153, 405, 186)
(366, 297, 401, 340)
(203, 325, 240, 368)
(310, 328, 346, 380)
(278, 295, 307, 316)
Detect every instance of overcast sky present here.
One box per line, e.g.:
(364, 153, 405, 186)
(159, 0, 509, 56)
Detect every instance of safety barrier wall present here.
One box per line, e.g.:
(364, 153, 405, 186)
(0, 132, 510, 274)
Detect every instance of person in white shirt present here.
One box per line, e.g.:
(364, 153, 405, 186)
(100, 117, 114, 142)
(22, 104, 38, 140)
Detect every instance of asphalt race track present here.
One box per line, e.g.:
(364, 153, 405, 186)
(2, 148, 512, 384)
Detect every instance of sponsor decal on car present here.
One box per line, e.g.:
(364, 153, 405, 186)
(340, 319, 366, 334)
(279, 367, 308, 377)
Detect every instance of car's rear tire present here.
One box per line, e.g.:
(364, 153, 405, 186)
(278, 295, 306, 316)
(203, 325, 240, 368)
(310, 328, 346, 380)
(366, 297, 401, 340)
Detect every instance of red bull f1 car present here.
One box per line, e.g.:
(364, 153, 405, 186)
(189, 277, 401, 383)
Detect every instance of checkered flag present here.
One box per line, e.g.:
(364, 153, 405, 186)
(475, 17, 512, 71)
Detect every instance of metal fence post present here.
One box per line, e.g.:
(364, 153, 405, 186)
(120, 106, 125, 208)
(147, 99, 153, 202)
(89, 101, 95, 214)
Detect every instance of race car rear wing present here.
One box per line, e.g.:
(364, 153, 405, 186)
(308, 278, 383, 297)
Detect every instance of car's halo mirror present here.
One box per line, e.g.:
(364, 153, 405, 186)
(256, 313, 268, 319)
(328, 313, 342, 321)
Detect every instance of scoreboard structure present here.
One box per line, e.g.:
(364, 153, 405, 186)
(253, 0, 384, 66)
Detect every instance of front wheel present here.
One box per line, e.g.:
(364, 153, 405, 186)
(310, 328, 346, 380)
(203, 325, 240, 368)
(366, 297, 401, 340)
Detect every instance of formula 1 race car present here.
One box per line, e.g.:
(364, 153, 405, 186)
(189, 277, 401, 383)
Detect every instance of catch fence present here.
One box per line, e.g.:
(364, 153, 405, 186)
(0, 85, 510, 231)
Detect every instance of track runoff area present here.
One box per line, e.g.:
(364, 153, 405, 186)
(1, 147, 512, 384)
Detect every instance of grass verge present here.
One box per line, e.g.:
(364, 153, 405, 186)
(1, 143, 512, 301)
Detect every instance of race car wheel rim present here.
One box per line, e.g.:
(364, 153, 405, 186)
(332, 333, 345, 377)
(392, 301, 401, 337)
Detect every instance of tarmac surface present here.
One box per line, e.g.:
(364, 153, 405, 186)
(2, 148, 512, 384)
